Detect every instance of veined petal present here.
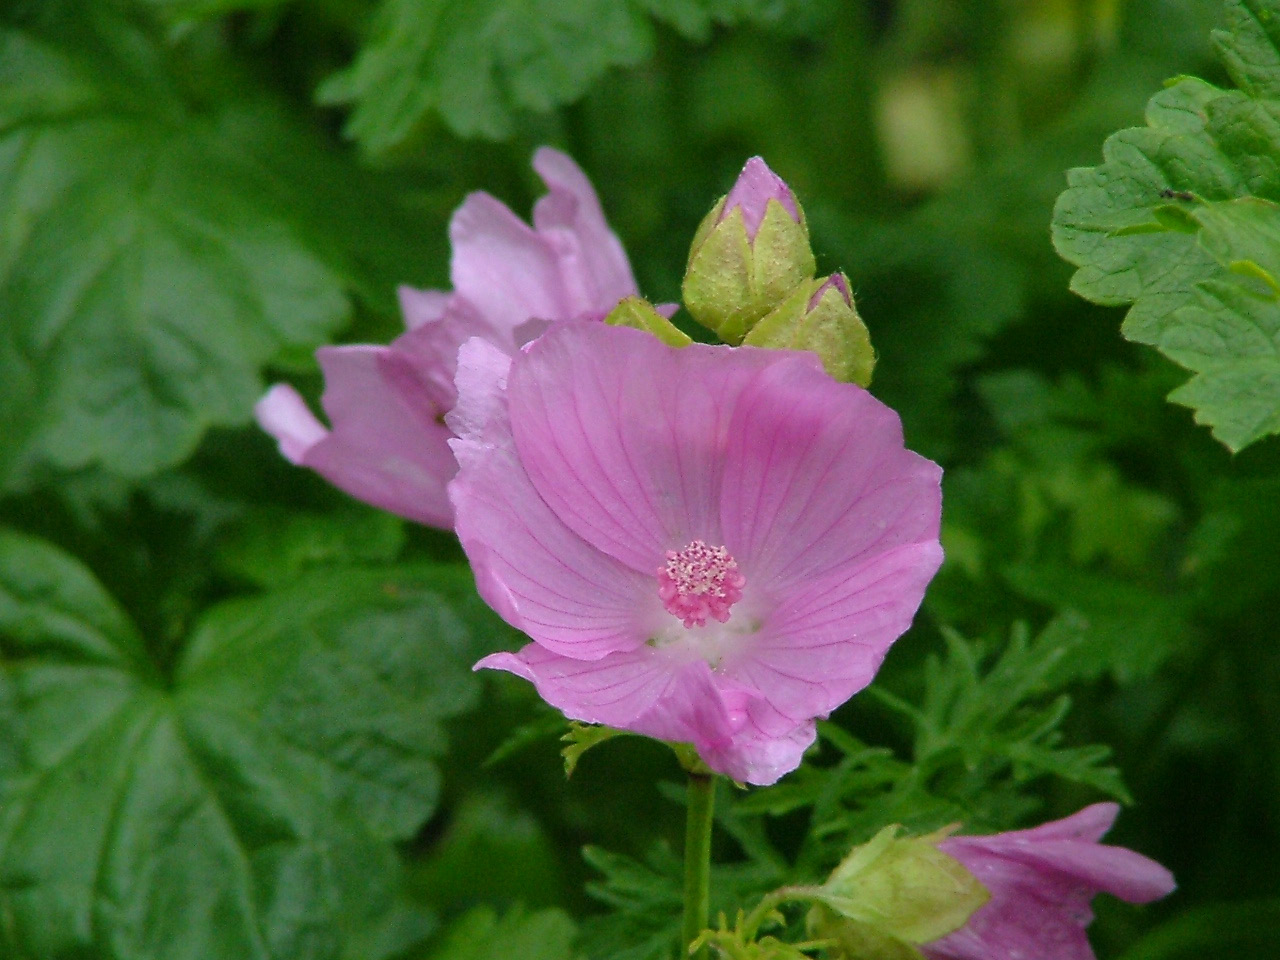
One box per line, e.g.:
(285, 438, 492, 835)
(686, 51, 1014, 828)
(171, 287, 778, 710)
(450, 191, 570, 331)
(448, 339, 654, 660)
(256, 346, 454, 528)
(724, 541, 944, 722)
(531, 147, 639, 315)
(720, 357, 942, 590)
(476, 642, 811, 785)
(925, 804, 1176, 960)
(943, 805, 1175, 905)
(508, 324, 802, 571)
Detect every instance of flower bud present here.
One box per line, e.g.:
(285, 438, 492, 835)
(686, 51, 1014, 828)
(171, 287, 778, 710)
(743, 272, 875, 386)
(682, 157, 816, 344)
(805, 826, 988, 960)
(603, 296, 691, 347)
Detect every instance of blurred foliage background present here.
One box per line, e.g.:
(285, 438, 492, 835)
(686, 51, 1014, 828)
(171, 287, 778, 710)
(0, 0, 1277, 958)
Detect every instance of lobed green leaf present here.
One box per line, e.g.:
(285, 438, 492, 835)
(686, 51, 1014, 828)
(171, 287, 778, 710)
(0, 528, 506, 959)
(1052, 0, 1280, 450)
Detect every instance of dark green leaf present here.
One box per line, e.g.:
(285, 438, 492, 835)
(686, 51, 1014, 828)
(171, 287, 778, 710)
(319, 0, 831, 152)
(415, 904, 579, 960)
(0, 528, 505, 959)
(0, 9, 348, 485)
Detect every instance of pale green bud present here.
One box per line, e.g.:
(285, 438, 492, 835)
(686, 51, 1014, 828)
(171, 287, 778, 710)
(603, 296, 692, 347)
(804, 826, 989, 960)
(743, 272, 875, 386)
(682, 158, 816, 344)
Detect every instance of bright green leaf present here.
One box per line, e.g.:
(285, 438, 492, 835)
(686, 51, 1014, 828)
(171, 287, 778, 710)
(1052, 0, 1280, 450)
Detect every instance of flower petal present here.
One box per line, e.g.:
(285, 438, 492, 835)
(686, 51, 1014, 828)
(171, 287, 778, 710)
(449, 190, 570, 330)
(256, 346, 455, 528)
(926, 804, 1176, 960)
(448, 338, 654, 659)
(397, 285, 452, 330)
(724, 541, 944, 722)
(476, 641, 812, 784)
(256, 384, 327, 464)
(508, 324, 804, 571)
(531, 147, 639, 314)
(719, 356, 942, 591)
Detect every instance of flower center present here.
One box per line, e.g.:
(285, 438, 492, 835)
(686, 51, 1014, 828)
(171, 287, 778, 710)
(657, 540, 745, 628)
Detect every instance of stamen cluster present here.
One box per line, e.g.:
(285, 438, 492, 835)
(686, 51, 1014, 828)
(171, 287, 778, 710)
(657, 539, 746, 628)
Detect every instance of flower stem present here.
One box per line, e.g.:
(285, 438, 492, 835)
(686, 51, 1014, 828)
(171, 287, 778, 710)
(682, 772, 716, 958)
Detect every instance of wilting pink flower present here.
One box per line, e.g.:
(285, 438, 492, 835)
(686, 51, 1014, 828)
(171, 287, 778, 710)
(924, 803, 1176, 960)
(449, 322, 942, 785)
(256, 148, 643, 528)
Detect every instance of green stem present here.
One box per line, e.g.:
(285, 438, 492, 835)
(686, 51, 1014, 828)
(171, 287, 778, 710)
(682, 773, 716, 958)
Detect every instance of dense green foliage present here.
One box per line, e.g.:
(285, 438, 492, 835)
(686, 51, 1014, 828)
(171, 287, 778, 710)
(0, 0, 1277, 958)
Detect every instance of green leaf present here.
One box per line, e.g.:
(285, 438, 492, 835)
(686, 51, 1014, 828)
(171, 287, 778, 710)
(214, 504, 406, 588)
(318, 0, 654, 148)
(318, 0, 828, 152)
(407, 793, 567, 913)
(911, 618, 1131, 804)
(1117, 897, 1280, 960)
(0, 8, 350, 485)
(0, 528, 506, 959)
(0, 5, 443, 489)
(1004, 563, 1194, 683)
(562, 722, 633, 778)
(1052, 0, 1280, 450)
(416, 905, 579, 960)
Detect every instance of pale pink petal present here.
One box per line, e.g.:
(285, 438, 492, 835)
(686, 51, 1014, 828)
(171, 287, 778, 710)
(721, 156, 800, 239)
(256, 384, 327, 464)
(719, 357, 942, 591)
(396, 286, 452, 330)
(531, 147, 639, 314)
(448, 339, 654, 660)
(257, 348, 454, 528)
(476, 642, 811, 785)
(508, 324, 812, 571)
(449, 191, 570, 331)
(724, 541, 944, 722)
(392, 295, 500, 411)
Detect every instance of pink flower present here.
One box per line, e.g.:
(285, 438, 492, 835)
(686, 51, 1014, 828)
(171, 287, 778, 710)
(255, 148, 643, 528)
(924, 803, 1176, 960)
(449, 322, 943, 785)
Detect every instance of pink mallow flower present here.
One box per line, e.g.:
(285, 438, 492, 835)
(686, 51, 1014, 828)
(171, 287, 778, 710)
(255, 148, 643, 528)
(924, 803, 1177, 960)
(448, 322, 943, 785)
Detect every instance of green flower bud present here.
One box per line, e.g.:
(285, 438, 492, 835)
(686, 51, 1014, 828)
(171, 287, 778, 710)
(603, 296, 692, 347)
(743, 272, 875, 386)
(805, 826, 989, 960)
(682, 158, 816, 344)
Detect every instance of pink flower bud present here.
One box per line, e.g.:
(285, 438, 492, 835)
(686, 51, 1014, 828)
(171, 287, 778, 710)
(720, 156, 801, 240)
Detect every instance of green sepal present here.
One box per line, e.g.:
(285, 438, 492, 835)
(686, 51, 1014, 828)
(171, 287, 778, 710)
(682, 198, 816, 344)
(561, 722, 632, 777)
(603, 296, 693, 346)
(744, 273, 876, 386)
(804, 825, 989, 959)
